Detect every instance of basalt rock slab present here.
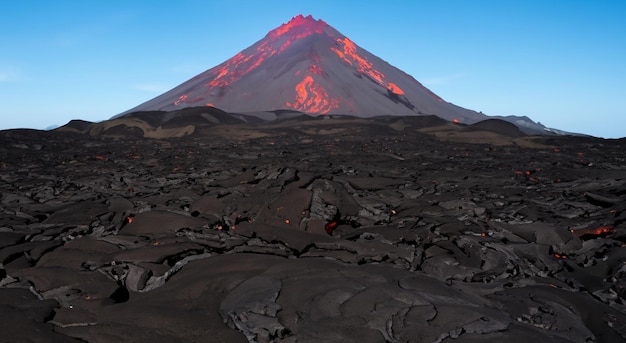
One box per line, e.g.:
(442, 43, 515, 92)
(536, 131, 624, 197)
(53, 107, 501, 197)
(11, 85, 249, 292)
(0, 288, 83, 343)
(0, 124, 625, 342)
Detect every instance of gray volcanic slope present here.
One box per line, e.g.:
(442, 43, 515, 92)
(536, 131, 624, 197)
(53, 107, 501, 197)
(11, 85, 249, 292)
(116, 15, 487, 124)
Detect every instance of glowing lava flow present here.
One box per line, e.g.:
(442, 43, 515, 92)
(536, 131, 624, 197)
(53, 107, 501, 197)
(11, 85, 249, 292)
(205, 52, 263, 89)
(201, 15, 327, 96)
(387, 82, 404, 95)
(174, 14, 402, 111)
(331, 37, 405, 95)
(176, 16, 326, 107)
(286, 75, 338, 113)
(272, 16, 327, 53)
(571, 225, 616, 240)
(268, 14, 327, 40)
(284, 49, 339, 113)
(174, 95, 188, 105)
(170, 16, 331, 108)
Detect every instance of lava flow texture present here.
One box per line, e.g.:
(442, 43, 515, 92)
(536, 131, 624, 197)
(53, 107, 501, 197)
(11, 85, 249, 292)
(173, 15, 406, 114)
(331, 37, 404, 95)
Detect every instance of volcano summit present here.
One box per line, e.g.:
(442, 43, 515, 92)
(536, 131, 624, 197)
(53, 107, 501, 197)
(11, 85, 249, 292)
(118, 15, 486, 124)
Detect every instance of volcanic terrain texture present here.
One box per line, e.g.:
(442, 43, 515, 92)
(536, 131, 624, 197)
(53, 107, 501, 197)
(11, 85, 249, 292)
(1, 14, 626, 343)
(1, 110, 626, 342)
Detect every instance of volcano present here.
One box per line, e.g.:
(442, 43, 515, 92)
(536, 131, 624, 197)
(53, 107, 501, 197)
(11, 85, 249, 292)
(117, 15, 486, 123)
(4, 16, 626, 343)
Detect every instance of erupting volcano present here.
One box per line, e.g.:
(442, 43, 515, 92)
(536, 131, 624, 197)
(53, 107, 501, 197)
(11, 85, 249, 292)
(3, 15, 626, 341)
(118, 15, 486, 123)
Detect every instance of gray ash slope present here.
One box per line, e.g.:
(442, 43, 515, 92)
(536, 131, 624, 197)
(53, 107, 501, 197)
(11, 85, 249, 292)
(1, 120, 625, 342)
(115, 15, 487, 124)
(113, 15, 577, 136)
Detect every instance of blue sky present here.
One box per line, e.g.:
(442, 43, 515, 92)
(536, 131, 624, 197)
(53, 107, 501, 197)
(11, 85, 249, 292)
(1, 1, 624, 138)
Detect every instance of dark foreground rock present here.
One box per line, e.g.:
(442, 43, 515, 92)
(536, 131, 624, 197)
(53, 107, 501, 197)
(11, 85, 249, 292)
(0, 118, 625, 342)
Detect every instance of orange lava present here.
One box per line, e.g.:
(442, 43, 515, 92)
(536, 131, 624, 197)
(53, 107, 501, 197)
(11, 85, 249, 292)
(571, 225, 616, 239)
(268, 14, 327, 40)
(387, 83, 404, 95)
(174, 94, 188, 106)
(331, 37, 405, 95)
(286, 75, 339, 113)
(205, 52, 265, 90)
(332, 37, 385, 85)
(308, 63, 324, 75)
(453, 119, 460, 123)
(195, 14, 401, 113)
(203, 15, 328, 94)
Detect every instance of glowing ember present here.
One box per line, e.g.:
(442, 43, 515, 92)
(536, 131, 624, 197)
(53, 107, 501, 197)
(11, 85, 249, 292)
(174, 94, 188, 106)
(572, 225, 616, 239)
(325, 220, 339, 235)
(308, 63, 324, 75)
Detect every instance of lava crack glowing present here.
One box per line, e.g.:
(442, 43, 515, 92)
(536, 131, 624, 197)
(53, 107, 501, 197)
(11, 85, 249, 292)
(331, 37, 405, 95)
